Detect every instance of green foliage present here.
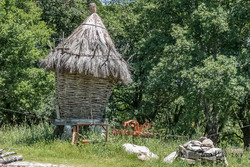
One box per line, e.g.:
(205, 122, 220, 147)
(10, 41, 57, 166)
(0, 0, 249, 148)
(0, 0, 54, 124)
(0, 123, 249, 166)
(107, 0, 249, 147)
(37, 0, 91, 39)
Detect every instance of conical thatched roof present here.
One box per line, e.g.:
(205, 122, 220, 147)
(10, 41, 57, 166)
(41, 3, 132, 84)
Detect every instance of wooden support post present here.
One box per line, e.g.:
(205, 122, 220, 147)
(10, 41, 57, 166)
(106, 125, 108, 144)
(72, 126, 76, 145)
(76, 124, 79, 145)
(75, 123, 108, 145)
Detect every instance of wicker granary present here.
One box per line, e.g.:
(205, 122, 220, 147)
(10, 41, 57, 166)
(41, 3, 132, 123)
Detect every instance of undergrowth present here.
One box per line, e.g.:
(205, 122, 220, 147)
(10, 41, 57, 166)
(0, 122, 249, 167)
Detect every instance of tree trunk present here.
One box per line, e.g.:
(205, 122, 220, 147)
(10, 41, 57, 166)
(242, 126, 250, 150)
(205, 114, 218, 145)
(203, 99, 218, 145)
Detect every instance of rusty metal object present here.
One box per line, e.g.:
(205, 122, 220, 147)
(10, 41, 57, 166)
(72, 123, 108, 145)
(112, 120, 154, 138)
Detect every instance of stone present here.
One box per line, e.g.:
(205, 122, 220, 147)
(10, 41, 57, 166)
(215, 152, 227, 162)
(199, 137, 207, 142)
(201, 139, 214, 148)
(163, 152, 178, 163)
(178, 145, 186, 152)
(224, 157, 229, 166)
(61, 125, 72, 140)
(123, 143, 159, 161)
(171, 138, 228, 165)
(183, 141, 191, 148)
(180, 158, 197, 165)
(201, 146, 211, 152)
(187, 145, 202, 152)
(204, 148, 222, 156)
(184, 150, 201, 160)
(137, 151, 150, 161)
(190, 140, 202, 146)
(201, 156, 217, 161)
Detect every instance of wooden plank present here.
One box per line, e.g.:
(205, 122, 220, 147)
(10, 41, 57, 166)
(54, 118, 103, 125)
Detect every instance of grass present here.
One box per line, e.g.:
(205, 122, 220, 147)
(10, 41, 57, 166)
(0, 122, 249, 167)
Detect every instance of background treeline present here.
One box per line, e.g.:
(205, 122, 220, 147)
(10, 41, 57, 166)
(0, 0, 249, 148)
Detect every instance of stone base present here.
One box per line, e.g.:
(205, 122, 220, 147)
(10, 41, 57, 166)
(54, 118, 108, 140)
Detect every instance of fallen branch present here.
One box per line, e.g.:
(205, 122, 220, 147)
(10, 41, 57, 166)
(0, 152, 16, 158)
(0, 155, 23, 164)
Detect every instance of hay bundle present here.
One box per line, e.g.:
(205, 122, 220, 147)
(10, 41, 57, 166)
(41, 3, 132, 84)
(41, 3, 132, 121)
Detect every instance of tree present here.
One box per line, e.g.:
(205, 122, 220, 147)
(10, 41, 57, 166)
(37, 0, 90, 39)
(0, 0, 54, 124)
(129, 0, 249, 147)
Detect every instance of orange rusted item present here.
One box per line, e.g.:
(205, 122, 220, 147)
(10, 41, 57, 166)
(112, 120, 154, 138)
(72, 126, 77, 145)
(82, 139, 92, 144)
(72, 123, 108, 145)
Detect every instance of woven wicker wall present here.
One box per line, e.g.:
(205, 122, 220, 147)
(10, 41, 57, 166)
(55, 72, 113, 120)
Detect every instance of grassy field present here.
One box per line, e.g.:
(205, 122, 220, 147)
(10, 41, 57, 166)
(0, 122, 249, 167)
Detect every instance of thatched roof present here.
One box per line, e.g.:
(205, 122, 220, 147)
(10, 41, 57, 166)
(41, 3, 132, 84)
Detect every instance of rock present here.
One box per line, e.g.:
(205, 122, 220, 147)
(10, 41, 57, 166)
(184, 150, 201, 160)
(137, 151, 150, 161)
(216, 152, 226, 160)
(224, 157, 229, 166)
(199, 137, 207, 142)
(183, 141, 191, 148)
(201, 146, 211, 152)
(123, 143, 159, 161)
(163, 152, 178, 163)
(180, 158, 197, 164)
(201, 139, 214, 148)
(203, 148, 222, 156)
(171, 138, 228, 165)
(186, 145, 202, 152)
(190, 140, 202, 146)
(178, 145, 186, 152)
(201, 156, 217, 161)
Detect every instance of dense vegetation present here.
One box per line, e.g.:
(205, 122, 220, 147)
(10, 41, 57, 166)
(0, 0, 249, 150)
(1, 123, 250, 166)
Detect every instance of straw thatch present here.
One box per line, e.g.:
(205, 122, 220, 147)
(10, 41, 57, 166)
(41, 3, 132, 122)
(41, 4, 132, 84)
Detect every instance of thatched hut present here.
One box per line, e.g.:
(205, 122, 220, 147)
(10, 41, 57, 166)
(41, 3, 132, 126)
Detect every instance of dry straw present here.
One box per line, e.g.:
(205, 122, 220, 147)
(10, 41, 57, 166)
(41, 3, 132, 120)
(41, 3, 132, 84)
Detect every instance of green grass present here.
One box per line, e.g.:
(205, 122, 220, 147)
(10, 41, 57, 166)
(0, 123, 249, 167)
